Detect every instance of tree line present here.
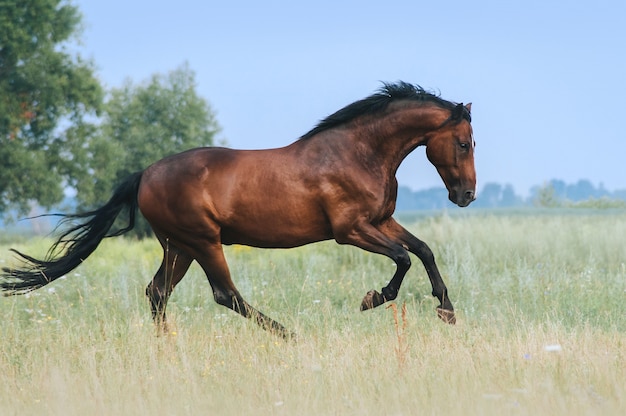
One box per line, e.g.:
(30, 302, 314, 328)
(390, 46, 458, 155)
(396, 179, 626, 211)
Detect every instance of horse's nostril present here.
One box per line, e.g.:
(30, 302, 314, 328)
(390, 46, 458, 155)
(465, 190, 475, 201)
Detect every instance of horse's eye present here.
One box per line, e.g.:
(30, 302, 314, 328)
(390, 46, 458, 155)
(459, 142, 470, 150)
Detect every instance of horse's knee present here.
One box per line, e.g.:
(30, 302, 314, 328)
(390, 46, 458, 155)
(413, 241, 435, 263)
(393, 247, 411, 271)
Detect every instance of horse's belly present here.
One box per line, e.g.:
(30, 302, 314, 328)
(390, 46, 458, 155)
(220, 215, 333, 248)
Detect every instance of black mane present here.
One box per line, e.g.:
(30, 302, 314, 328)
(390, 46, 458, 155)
(300, 81, 469, 140)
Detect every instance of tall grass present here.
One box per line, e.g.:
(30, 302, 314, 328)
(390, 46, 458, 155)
(1, 211, 625, 415)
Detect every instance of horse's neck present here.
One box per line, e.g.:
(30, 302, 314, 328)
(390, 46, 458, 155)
(292, 104, 448, 176)
(360, 104, 448, 170)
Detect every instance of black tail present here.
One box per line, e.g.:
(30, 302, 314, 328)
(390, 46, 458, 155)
(0, 171, 144, 295)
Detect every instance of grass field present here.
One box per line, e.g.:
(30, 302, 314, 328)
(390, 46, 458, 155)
(1, 211, 625, 415)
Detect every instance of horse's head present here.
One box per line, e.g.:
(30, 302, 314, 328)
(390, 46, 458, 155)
(425, 103, 476, 207)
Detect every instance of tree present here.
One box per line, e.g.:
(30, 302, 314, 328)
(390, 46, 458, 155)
(478, 183, 503, 207)
(0, 0, 103, 216)
(533, 182, 560, 207)
(565, 179, 606, 201)
(500, 184, 522, 207)
(74, 64, 221, 236)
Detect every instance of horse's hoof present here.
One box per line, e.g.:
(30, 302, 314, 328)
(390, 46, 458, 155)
(436, 307, 456, 325)
(360, 290, 385, 311)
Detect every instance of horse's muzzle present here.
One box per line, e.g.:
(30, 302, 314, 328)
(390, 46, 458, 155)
(450, 189, 476, 207)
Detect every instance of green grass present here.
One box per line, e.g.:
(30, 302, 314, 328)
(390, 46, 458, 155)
(1, 211, 625, 415)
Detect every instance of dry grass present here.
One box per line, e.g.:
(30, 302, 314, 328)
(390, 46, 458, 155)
(1, 211, 625, 415)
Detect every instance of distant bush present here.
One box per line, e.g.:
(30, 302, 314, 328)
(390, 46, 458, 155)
(567, 197, 626, 209)
(532, 183, 626, 209)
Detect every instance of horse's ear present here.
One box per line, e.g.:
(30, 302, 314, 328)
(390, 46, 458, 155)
(452, 103, 465, 120)
(465, 103, 472, 113)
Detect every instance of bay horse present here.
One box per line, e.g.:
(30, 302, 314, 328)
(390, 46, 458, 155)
(1, 82, 476, 338)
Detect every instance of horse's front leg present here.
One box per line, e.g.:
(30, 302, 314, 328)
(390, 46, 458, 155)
(380, 218, 456, 324)
(335, 222, 412, 310)
(359, 242, 411, 311)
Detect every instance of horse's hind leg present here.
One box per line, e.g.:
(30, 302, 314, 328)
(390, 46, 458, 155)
(146, 236, 193, 331)
(196, 242, 293, 339)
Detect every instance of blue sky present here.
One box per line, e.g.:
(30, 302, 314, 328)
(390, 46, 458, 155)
(74, 0, 626, 196)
